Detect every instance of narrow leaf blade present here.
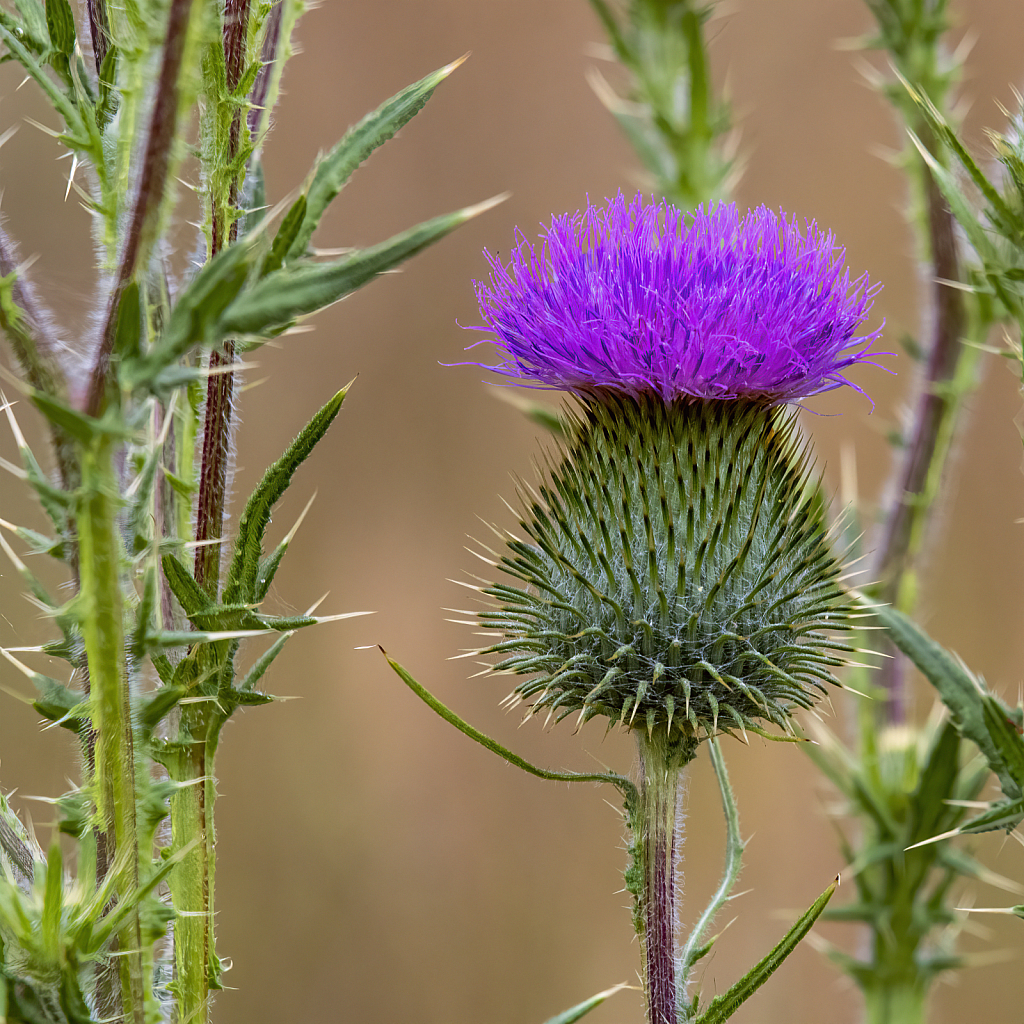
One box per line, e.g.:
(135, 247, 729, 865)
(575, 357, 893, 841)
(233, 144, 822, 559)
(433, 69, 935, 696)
(694, 877, 839, 1024)
(541, 984, 629, 1024)
(220, 195, 506, 337)
(288, 57, 467, 258)
(222, 383, 351, 604)
(860, 596, 1024, 800)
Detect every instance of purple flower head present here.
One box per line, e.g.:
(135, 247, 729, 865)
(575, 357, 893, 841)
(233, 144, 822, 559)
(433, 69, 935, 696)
(470, 192, 885, 405)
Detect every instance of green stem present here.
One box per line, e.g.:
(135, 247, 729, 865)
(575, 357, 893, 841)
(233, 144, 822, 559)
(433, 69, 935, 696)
(84, 0, 198, 416)
(78, 437, 144, 1024)
(167, 716, 214, 1024)
(678, 737, 743, 1006)
(174, 11, 258, 1020)
(861, 981, 927, 1024)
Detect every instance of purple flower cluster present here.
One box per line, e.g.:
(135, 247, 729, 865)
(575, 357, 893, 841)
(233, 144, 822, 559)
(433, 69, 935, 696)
(471, 193, 884, 404)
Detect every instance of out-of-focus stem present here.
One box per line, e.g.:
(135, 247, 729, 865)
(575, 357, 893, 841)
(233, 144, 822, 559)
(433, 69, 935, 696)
(193, 0, 252, 595)
(861, 976, 927, 1024)
(85, 0, 111, 73)
(78, 437, 144, 1024)
(0, 227, 78, 483)
(870, 134, 965, 722)
(247, 2, 283, 143)
(83, 0, 197, 417)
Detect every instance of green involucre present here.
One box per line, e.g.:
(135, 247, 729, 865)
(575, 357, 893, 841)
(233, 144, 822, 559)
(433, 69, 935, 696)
(479, 395, 856, 740)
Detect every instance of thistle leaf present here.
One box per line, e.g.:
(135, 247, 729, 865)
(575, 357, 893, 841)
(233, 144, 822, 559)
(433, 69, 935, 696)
(958, 796, 1024, 835)
(223, 383, 351, 605)
(287, 56, 467, 259)
(262, 194, 306, 277)
(238, 633, 291, 691)
(12, 0, 49, 51)
(254, 492, 316, 602)
(43, 0, 75, 56)
(861, 596, 1024, 801)
(162, 553, 215, 617)
(122, 234, 262, 392)
(384, 650, 638, 804)
(540, 983, 628, 1024)
(220, 195, 505, 337)
(693, 877, 839, 1023)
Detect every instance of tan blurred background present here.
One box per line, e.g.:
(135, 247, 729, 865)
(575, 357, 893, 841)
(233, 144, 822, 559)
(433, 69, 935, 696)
(3, 1, 1024, 1021)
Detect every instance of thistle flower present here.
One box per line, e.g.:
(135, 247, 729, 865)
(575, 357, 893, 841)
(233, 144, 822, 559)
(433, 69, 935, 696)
(473, 193, 882, 404)
(469, 193, 882, 747)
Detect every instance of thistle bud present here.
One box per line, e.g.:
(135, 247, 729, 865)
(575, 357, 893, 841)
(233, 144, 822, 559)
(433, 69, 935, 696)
(467, 193, 884, 746)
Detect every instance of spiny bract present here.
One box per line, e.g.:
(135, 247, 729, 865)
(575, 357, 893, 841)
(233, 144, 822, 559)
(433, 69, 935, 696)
(478, 395, 855, 740)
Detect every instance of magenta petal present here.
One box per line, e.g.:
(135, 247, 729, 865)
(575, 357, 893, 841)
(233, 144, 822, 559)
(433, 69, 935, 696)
(470, 193, 885, 404)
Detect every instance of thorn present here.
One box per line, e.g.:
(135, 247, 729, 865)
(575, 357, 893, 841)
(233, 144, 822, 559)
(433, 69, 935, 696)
(23, 116, 61, 138)
(64, 152, 79, 201)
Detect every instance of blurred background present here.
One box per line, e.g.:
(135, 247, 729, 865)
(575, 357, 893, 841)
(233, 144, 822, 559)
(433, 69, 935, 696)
(2, 1, 1024, 1021)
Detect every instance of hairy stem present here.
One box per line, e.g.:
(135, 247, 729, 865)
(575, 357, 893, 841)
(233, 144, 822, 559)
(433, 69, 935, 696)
(83, 0, 197, 416)
(85, 0, 111, 73)
(194, 0, 252, 594)
(177, 9, 257, 1021)
(167, 722, 214, 1023)
(634, 731, 695, 1024)
(78, 437, 143, 1024)
(247, 2, 283, 143)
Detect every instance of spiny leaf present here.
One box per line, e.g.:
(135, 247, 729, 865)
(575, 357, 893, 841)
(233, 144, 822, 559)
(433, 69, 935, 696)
(223, 383, 351, 605)
(12, 0, 49, 51)
(162, 553, 215, 617)
(0, 10, 84, 140)
(262, 194, 306, 277)
(220, 195, 506, 337)
(96, 42, 118, 128)
(238, 633, 290, 691)
(125, 441, 164, 556)
(122, 233, 262, 392)
(287, 56, 467, 259)
(958, 796, 1024, 835)
(253, 492, 315, 602)
(540, 984, 629, 1024)
(43, 0, 74, 56)
(385, 650, 638, 804)
(139, 685, 187, 733)
(30, 390, 129, 444)
(29, 674, 87, 731)
(898, 70, 1020, 235)
(113, 279, 142, 361)
(694, 877, 839, 1023)
(860, 596, 1024, 800)
(909, 720, 962, 846)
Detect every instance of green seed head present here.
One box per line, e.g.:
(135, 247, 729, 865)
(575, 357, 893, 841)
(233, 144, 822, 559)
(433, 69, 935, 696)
(476, 395, 855, 742)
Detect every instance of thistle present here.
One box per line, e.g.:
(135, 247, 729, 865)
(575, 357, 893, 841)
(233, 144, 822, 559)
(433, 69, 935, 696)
(472, 193, 882, 748)
(466, 192, 883, 1024)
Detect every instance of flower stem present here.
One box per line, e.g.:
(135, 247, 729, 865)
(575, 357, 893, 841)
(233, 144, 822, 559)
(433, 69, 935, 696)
(634, 730, 697, 1024)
